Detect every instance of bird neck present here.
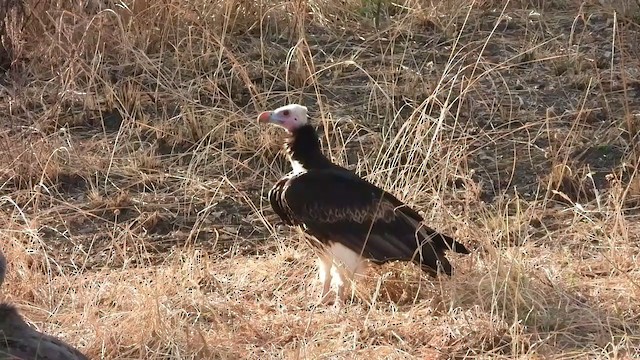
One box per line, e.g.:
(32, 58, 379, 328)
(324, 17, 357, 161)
(285, 124, 333, 170)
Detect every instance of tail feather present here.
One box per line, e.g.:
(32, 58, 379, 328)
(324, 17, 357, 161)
(415, 222, 469, 254)
(397, 210, 470, 275)
(433, 233, 470, 254)
(414, 242, 453, 276)
(400, 211, 470, 254)
(416, 230, 469, 276)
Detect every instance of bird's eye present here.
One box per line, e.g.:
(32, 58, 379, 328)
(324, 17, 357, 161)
(282, 110, 290, 116)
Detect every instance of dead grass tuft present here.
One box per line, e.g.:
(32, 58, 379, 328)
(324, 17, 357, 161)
(544, 162, 596, 204)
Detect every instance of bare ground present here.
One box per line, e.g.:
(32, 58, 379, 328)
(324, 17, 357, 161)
(1, 0, 640, 358)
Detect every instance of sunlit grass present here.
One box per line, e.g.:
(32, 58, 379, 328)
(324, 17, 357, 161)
(0, 0, 639, 358)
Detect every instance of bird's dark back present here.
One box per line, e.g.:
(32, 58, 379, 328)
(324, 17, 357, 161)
(0, 304, 89, 360)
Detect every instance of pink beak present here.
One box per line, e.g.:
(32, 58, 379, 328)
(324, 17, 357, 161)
(257, 111, 272, 123)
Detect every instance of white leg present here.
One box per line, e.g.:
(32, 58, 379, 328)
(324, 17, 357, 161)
(331, 264, 346, 304)
(327, 243, 367, 304)
(317, 255, 334, 304)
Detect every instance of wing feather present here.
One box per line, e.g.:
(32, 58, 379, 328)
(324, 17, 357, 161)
(269, 178, 294, 225)
(281, 168, 464, 275)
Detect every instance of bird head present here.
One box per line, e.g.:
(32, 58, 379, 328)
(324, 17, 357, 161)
(257, 104, 308, 132)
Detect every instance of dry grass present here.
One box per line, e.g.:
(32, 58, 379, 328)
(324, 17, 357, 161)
(1, 0, 640, 358)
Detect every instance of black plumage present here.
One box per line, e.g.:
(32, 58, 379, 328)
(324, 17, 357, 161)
(271, 168, 469, 275)
(0, 251, 89, 360)
(268, 123, 469, 276)
(259, 104, 470, 303)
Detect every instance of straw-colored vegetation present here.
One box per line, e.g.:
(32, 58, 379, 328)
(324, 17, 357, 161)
(1, 0, 640, 358)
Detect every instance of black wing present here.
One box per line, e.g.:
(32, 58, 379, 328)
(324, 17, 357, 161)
(279, 168, 468, 275)
(0, 304, 89, 360)
(269, 177, 295, 226)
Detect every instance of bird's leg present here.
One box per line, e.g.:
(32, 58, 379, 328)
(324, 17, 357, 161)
(338, 261, 368, 304)
(316, 255, 334, 305)
(323, 243, 371, 304)
(332, 264, 346, 305)
(336, 278, 346, 304)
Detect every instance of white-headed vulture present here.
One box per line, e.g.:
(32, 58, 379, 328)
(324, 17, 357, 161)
(258, 104, 470, 304)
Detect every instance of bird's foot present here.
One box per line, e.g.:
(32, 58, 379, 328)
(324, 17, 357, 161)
(319, 291, 337, 306)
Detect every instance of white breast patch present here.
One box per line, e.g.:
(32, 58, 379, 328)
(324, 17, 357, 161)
(290, 159, 305, 175)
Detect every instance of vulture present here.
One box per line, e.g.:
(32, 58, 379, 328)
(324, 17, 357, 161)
(0, 250, 89, 360)
(258, 104, 470, 304)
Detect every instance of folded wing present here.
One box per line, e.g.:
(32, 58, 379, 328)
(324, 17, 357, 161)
(277, 168, 468, 275)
